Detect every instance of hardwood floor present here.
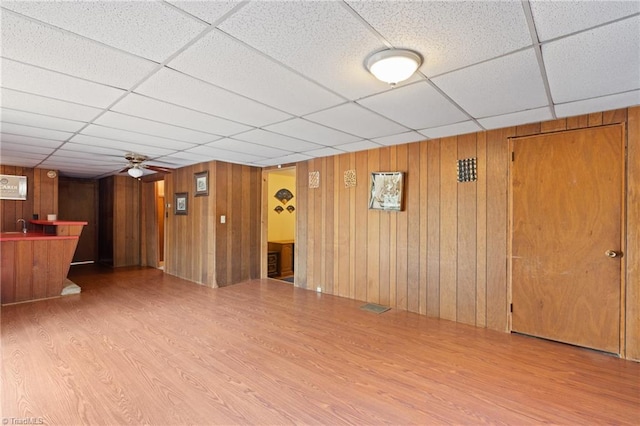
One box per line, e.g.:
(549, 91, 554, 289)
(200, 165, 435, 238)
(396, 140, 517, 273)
(2, 266, 638, 425)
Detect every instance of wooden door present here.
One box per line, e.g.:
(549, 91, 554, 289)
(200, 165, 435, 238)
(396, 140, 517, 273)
(511, 125, 623, 353)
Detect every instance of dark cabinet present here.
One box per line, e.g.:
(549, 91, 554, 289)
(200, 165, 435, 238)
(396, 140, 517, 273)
(268, 240, 294, 277)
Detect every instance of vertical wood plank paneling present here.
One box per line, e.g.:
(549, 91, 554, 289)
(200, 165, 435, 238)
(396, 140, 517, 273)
(626, 106, 640, 360)
(566, 114, 589, 130)
(231, 165, 243, 284)
(603, 108, 627, 125)
(426, 140, 441, 318)
(31, 239, 48, 299)
(241, 165, 252, 282)
(295, 161, 308, 289)
(216, 162, 229, 286)
(476, 132, 488, 327)
(367, 149, 380, 303)
(47, 239, 65, 298)
(456, 133, 477, 325)
(354, 151, 368, 302)
(540, 118, 567, 133)
(349, 153, 357, 299)
(388, 146, 398, 308)
(418, 142, 429, 315)
(395, 144, 409, 310)
(486, 128, 512, 332)
(324, 157, 335, 295)
(332, 156, 341, 296)
(1, 241, 16, 303)
(15, 241, 33, 302)
(406, 143, 421, 313)
(516, 123, 541, 137)
(439, 136, 458, 321)
(378, 147, 390, 307)
(588, 112, 603, 126)
(337, 154, 351, 298)
(307, 160, 317, 290)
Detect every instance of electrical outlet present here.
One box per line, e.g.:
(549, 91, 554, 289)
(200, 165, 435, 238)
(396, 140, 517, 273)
(220, 215, 226, 224)
(316, 287, 322, 293)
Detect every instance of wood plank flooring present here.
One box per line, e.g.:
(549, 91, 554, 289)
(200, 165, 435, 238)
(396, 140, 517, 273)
(2, 266, 639, 425)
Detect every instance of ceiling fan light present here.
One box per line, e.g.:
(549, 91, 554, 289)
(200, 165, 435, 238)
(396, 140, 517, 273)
(366, 49, 422, 85)
(128, 166, 144, 178)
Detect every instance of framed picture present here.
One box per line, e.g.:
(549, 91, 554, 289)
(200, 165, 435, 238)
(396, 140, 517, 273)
(174, 192, 188, 215)
(194, 171, 209, 197)
(0, 174, 27, 200)
(369, 172, 404, 211)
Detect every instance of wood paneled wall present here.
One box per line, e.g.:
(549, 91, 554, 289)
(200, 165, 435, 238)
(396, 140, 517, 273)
(97, 176, 140, 267)
(295, 107, 640, 360)
(0, 166, 58, 232)
(164, 161, 261, 287)
(140, 180, 160, 268)
(58, 177, 98, 262)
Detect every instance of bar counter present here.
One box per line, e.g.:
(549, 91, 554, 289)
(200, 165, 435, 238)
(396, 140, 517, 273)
(1, 221, 86, 305)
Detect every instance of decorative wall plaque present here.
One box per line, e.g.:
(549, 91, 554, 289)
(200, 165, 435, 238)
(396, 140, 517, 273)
(344, 169, 356, 188)
(274, 205, 284, 214)
(308, 171, 320, 189)
(286, 205, 295, 213)
(457, 158, 477, 182)
(274, 188, 294, 204)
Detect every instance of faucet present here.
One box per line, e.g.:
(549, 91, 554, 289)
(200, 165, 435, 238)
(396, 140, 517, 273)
(17, 218, 27, 234)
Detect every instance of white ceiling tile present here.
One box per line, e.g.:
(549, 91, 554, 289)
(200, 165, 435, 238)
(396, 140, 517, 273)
(219, 1, 387, 100)
(254, 153, 313, 167)
(81, 124, 196, 151)
(418, 121, 482, 139)
(3, 1, 207, 62)
(358, 82, 469, 129)
(555, 90, 640, 119)
(530, 1, 640, 41)
(0, 133, 64, 149)
(1, 88, 102, 122)
(263, 118, 360, 146)
(162, 151, 211, 163)
(68, 134, 177, 158)
(208, 138, 291, 158)
(347, 1, 531, 77)
(1, 109, 85, 133)
(59, 142, 130, 158)
(135, 68, 291, 127)
(111, 94, 252, 137)
(0, 156, 43, 168)
(302, 147, 345, 158)
(47, 153, 122, 166)
(543, 17, 640, 104)
(1, 11, 157, 88)
(1, 59, 126, 108)
(169, 30, 344, 115)
(334, 140, 382, 153)
(168, 1, 243, 25)
(305, 103, 409, 139)
(184, 145, 266, 164)
(94, 112, 220, 144)
(432, 48, 548, 118)
(234, 129, 323, 152)
(372, 131, 426, 146)
(1, 122, 73, 141)
(0, 150, 48, 161)
(0, 142, 55, 155)
(477, 107, 553, 130)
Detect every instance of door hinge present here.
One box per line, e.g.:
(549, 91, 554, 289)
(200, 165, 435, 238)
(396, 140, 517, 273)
(511, 152, 515, 161)
(510, 303, 513, 313)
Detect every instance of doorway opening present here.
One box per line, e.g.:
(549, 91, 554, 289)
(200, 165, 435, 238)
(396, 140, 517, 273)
(264, 167, 296, 283)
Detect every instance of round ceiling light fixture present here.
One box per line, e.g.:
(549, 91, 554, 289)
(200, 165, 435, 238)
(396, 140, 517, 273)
(365, 48, 422, 86)
(128, 165, 144, 178)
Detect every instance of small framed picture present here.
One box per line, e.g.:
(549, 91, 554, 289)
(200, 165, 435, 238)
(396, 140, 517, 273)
(194, 171, 209, 197)
(175, 192, 188, 215)
(369, 172, 404, 211)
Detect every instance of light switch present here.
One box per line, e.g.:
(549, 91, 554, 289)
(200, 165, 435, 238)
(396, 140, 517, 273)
(220, 215, 226, 224)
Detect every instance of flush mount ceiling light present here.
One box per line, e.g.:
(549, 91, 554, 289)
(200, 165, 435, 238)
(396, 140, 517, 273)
(365, 48, 422, 86)
(128, 165, 144, 178)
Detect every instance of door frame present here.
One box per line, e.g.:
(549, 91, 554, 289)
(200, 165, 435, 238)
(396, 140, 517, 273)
(507, 123, 627, 355)
(261, 165, 297, 279)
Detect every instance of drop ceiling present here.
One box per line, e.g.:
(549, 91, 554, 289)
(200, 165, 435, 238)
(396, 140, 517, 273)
(1, 1, 638, 179)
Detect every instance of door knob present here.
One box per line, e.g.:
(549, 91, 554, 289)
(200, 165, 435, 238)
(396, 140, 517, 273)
(605, 250, 622, 258)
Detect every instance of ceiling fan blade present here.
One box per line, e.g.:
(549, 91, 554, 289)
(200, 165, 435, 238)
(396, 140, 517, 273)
(119, 166, 131, 173)
(146, 165, 173, 174)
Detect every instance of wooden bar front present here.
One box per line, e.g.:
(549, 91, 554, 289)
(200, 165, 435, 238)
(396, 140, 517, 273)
(1, 220, 86, 305)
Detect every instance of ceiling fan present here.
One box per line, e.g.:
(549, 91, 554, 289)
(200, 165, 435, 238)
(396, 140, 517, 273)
(120, 153, 173, 179)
